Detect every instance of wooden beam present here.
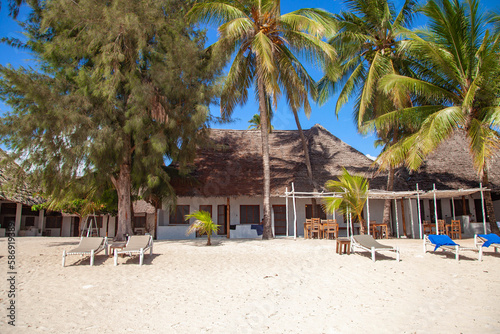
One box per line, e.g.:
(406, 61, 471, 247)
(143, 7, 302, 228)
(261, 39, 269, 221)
(462, 196, 466, 215)
(400, 198, 407, 237)
(226, 197, 230, 239)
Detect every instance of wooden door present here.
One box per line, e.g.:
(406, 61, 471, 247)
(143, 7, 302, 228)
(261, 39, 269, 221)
(217, 205, 227, 235)
(273, 205, 287, 236)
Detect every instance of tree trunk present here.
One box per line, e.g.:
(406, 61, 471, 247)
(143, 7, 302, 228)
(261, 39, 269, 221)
(292, 110, 320, 218)
(358, 216, 366, 234)
(382, 165, 395, 236)
(483, 168, 499, 235)
(257, 76, 272, 240)
(112, 155, 134, 241)
(207, 232, 212, 246)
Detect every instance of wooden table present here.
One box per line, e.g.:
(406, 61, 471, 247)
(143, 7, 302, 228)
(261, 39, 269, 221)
(336, 237, 351, 255)
(370, 223, 389, 239)
(109, 242, 126, 257)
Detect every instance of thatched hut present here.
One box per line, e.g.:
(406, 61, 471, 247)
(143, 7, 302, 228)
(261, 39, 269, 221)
(159, 125, 499, 240)
(0, 154, 46, 237)
(160, 125, 388, 239)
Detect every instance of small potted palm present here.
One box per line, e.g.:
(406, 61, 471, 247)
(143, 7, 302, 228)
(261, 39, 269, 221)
(185, 210, 220, 246)
(324, 168, 369, 234)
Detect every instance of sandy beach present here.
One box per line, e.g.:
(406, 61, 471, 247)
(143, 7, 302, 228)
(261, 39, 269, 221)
(1, 236, 499, 333)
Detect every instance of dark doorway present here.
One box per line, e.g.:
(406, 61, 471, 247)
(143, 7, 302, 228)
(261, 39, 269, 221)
(72, 217, 80, 237)
(273, 205, 287, 236)
(217, 205, 228, 235)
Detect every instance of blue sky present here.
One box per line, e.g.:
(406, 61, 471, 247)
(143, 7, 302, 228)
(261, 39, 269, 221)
(0, 0, 499, 159)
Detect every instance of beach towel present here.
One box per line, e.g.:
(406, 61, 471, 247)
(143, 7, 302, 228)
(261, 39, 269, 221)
(478, 234, 500, 247)
(428, 234, 458, 251)
(251, 224, 264, 236)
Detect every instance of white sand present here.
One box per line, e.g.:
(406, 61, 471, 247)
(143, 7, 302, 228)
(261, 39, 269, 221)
(1, 236, 499, 333)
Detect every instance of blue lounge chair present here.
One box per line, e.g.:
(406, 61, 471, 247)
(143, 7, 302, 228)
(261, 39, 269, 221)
(474, 234, 500, 261)
(424, 234, 479, 261)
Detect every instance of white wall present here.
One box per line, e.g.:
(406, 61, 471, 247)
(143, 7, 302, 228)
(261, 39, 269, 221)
(159, 196, 389, 239)
(61, 216, 72, 237)
(494, 200, 500, 222)
(157, 192, 496, 240)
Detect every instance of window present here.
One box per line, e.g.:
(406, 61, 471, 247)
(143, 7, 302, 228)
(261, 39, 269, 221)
(25, 217, 35, 227)
(451, 198, 470, 216)
(429, 199, 442, 220)
(199, 205, 212, 217)
(86, 216, 103, 228)
(474, 199, 487, 222)
(240, 205, 260, 224)
(170, 205, 190, 224)
(133, 215, 146, 228)
(45, 216, 62, 228)
(305, 204, 327, 220)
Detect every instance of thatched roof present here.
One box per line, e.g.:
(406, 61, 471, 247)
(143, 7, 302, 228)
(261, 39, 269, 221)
(172, 124, 386, 197)
(0, 151, 44, 206)
(393, 130, 500, 196)
(133, 200, 155, 215)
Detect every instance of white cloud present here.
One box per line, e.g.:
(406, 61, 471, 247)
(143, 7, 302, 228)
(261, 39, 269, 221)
(366, 154, 377, 161)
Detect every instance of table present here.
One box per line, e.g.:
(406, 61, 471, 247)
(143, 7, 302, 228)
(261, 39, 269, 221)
(109, 242, 126, 257)
(336, 238, 351, 255)
(370, 223, 389, 239)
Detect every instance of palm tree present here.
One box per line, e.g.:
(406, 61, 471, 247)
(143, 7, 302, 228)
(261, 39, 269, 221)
(317, 0, 417, 234)
(248, 94, 274, 131)
(186, 210, 220, 246)
(375, 0, 500, 233)
(324, 168, 369, 234)
(187, 0, 336, 239)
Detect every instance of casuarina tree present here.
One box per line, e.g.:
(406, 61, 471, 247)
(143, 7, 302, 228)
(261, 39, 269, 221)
(0, 0, 224, 240)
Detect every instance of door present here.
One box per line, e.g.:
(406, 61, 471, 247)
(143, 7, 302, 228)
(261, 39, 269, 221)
(217, 205, 228, 235)
(72, 217, 80, 237)
(273, 205, 287, 236)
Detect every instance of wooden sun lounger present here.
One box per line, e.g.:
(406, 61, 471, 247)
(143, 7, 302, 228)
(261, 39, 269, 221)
(62, 237, 108, 267)
(350, 235, 400, 262)
(114, 235, 153, 266)
(424, 234, 480, 261)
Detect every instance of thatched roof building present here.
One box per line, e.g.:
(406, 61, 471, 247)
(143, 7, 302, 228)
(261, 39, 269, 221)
(171, 126, 499, 200)
(172, 124, 387, 197)
(393, 130, 500, 198)
(0, 151, 43, 206)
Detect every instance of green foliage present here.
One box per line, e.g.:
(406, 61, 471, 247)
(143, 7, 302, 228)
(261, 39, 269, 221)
(375, 0, 500, 176)
(324, 168, 369, 233)
(317, 0, 418, 126)
(0, 0, 224, 237)
(31, 177, 118, 217)
(185, 210, 219, 245)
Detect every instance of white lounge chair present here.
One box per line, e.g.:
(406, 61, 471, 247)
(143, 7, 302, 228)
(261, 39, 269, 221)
(424, 234, 480, 261)
(114, 235, 153, 266)
(474, 234, 500, 261)
(350, 235, 400, 262)
(62, 237, 108, 267)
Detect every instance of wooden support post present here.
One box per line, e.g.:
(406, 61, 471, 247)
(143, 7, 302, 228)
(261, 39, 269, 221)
(462, 196, 466, 216)
(226, 197, 230, 239)
(400, 198, 407, 237)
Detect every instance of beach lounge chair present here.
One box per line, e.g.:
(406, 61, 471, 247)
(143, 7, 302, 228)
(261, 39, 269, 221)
(474, 234, 500, 261)
(424, 234, 479, 261)
(62, 237, 108, 267)
(114, 235, 153, 266)
(350, 235, 400, 262)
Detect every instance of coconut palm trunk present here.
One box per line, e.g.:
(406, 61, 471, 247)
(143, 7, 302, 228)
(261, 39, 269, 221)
(482, 168, 499, 234)
(382, 166, 395, 236)
(258, 75, 273, 239)
(292, 110, 320, 218)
